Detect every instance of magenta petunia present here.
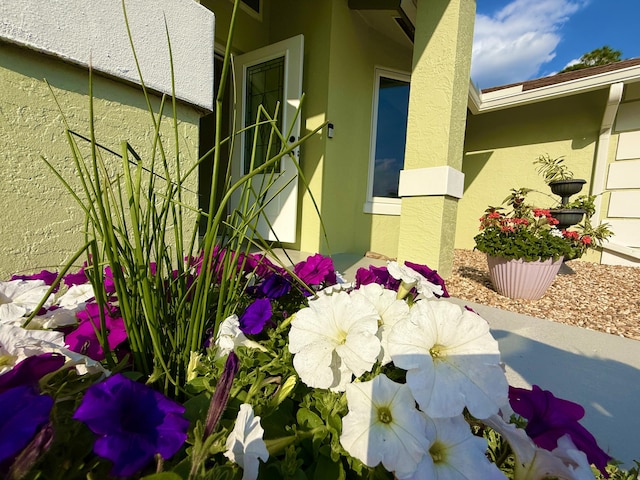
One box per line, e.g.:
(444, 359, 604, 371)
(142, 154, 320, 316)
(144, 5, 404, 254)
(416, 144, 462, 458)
(354, 265, 400, 291)
(509, 385, 612, 475)
(294, 254, 337, 286)
(10, 270, 59, 292)
(73, 373, 189, 477)
(65, 303, 127, 361)
(404, 261, 449, 297)
(63, 265, 89, 287)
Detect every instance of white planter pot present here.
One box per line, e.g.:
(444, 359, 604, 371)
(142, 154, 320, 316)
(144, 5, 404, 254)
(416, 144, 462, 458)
(487, 256, 563, 300)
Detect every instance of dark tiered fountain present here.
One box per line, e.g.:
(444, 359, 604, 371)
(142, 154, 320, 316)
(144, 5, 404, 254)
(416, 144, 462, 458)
(548, 179, 587, 274)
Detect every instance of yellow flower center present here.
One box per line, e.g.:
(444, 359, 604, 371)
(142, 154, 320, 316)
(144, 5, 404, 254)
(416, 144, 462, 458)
(377, 406, 393, 424)
(429, 441, 447, 464)
(429, 344, 447, 359)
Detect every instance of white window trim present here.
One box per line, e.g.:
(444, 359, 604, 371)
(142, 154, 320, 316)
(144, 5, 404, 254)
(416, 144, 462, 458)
(364, 67, 411, 216)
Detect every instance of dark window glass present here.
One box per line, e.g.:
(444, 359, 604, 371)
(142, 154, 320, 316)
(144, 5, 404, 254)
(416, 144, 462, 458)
(242, 0, 260, 14)
(244, 56, 285, 174)
(372, 76, 410, 198)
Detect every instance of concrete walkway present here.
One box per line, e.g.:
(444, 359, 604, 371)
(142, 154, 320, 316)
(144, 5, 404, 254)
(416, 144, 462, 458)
(448, 298, 640, 467)
(326, 252, 640, 467)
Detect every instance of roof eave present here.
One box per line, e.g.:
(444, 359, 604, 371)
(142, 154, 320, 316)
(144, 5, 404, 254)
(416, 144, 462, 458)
(468, 65, 640, 114)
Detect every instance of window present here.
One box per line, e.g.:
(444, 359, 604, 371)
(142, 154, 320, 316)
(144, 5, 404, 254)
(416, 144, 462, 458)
(243, 56, 285, 174)
(365, 69, 410, 215)
(241, 0, 260, 14)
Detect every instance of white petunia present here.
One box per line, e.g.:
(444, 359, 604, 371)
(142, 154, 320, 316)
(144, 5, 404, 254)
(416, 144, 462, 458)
(0, 323, 66, 373)
(214, 315, 266, 359)
(57, 283, 95, 308)
(25, 306, 79, 330)
(553, 435, 595, 480)
(352, 283, 410, 365)
(402, 415, 506, 480)
(0, 280, 52, 324)
(387, 261, 444, 298)
(224, 403, 269, 480)
(340, 374, 431, 479)
(288, 291, 381, 391)
(482, 414, 593, 480)
(387, 299, 508, 418)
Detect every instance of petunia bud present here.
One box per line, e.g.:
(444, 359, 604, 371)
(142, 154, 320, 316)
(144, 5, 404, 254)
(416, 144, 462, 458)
(203, 352, 239, 439)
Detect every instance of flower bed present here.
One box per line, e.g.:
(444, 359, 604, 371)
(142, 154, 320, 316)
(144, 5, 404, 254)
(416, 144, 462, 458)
(0, 254, 624, 479)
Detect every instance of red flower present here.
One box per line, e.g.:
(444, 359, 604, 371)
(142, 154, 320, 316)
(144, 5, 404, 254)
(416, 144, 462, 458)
(563, 230, 579, 240)
(581, 235, 592, 245)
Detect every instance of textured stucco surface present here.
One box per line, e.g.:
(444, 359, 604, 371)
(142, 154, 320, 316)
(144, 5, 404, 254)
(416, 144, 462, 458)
(458, 90, 607, 255)
(0, 43, 200, 279)
(266, 0, 413, 257)
(397, 0, 476, 277)
(1, 0, 215, 111)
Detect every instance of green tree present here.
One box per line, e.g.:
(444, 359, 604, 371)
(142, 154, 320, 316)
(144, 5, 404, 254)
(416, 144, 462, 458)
(559, 45, 622, 73)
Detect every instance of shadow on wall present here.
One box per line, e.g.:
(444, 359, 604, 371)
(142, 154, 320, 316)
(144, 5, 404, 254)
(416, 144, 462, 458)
(461, 150, 493, 191)
(492, 329, 640, 467)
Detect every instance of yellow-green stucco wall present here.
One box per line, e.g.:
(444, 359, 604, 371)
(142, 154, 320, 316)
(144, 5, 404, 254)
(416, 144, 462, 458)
(0, 42, 200, 279)
(459, 90, 609, 261)
(207, 0, 413, 258)
(270, 1, 414, 258)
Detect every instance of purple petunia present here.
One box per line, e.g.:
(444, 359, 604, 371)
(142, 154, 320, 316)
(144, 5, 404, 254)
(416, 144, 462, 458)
(0, 353, 65, 394)
(73, 373, 189, 477)
(0, 385, 54, 464)
(65, 303, 127, 361)
(239, 298, 273, 335)
(509, 385, 612, 475)
(294, 254, 337, 286)
(204, 352, 239, 438)
(258, 273, 292, 299)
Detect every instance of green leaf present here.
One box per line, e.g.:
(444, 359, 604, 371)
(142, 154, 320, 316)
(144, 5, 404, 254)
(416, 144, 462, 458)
(141, 473, 184, 480)
(313, 455, 345, 480)
(296, 408, 323, 429)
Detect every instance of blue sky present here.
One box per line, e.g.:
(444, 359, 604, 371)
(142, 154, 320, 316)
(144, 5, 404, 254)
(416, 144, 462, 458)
(471, 0, 640, 89)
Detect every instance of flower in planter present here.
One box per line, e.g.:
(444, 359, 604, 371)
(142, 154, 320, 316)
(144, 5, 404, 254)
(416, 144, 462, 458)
(474, 189, 577, 261)
(288, 290, 380, 391)
(73, 373, 189, 477)
(0, 385, 54, 464)
(387, 299, 507, 419)
(509, 385, 612, 475)
(65, 302, 127, 361)
(340, 373, 431, 478)
(224, 403, 269, 480)
(0, 279, 53, 324)
(408, 415, 505, 480)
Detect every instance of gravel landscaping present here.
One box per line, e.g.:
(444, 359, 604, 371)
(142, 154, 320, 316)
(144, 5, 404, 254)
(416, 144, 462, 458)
(446, 249, 640, 341)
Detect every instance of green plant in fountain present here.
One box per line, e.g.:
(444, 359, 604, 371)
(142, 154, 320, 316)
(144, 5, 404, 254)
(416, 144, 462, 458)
(534, 153, 575, 183)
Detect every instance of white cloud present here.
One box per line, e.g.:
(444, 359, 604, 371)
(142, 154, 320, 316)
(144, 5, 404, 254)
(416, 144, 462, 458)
(471, 0, 589, 89)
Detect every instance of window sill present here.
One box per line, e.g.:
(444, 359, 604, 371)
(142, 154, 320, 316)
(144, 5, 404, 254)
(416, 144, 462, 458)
(363, 200, 401, 216)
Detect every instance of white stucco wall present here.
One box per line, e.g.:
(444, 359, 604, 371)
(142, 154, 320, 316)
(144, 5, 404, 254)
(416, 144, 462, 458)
(0, 0, 215, 111)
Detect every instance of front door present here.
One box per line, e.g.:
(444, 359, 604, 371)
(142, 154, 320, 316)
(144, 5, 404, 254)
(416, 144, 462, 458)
(232, 34, 304, 243)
